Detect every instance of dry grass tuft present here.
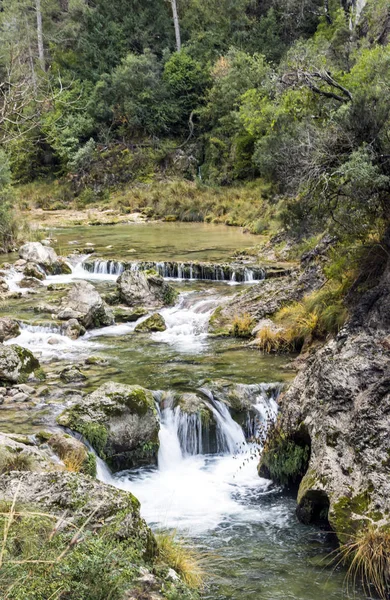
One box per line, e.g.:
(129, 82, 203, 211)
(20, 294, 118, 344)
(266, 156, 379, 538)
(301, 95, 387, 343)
(336, 528, 390, 599)
(231, 313, 254, 338)
(155, 530, 207, 589)
(0, 451, 35, 475)
(63, 449, 87, 473)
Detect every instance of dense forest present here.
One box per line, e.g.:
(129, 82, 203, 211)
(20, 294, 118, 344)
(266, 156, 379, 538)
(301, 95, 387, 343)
(0, 0, 389, 248)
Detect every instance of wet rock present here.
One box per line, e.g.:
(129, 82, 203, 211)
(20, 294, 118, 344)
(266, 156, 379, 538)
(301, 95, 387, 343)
(23, 262, 46, 280)
(113, 306, 148, 322)
(18, 242, 71, 275)
(62, 318, 86, 340)
(135, 313, 166, 333)
(34, 303, 57, 314)
(0, 317, 20, 342)
(0, 345, 40, 384)
(20, 276, 44, 288)
(58, 381, 160, 471)
(0, 278, 9, 294)
(117, 270, 176, 309)
(17, 384, 35, 395)
(58, 281, 114, 329)
(85, 356, 108, 366)
(60, 365, 87, 383)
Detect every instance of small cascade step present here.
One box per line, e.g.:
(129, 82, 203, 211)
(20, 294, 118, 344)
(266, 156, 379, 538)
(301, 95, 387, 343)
(81, 259, 285, 282)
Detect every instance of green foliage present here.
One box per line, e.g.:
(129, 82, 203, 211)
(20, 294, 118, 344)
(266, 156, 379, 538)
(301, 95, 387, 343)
(260, 428, 310, 487)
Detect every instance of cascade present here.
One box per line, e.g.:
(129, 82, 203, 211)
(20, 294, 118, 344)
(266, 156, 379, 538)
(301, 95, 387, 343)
(82, 259, 266, 282)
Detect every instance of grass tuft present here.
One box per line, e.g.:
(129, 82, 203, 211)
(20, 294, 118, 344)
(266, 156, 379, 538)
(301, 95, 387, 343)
(0, 451, 35, 475)
(336, 527, 390, 599)
(155, 530, 206, 589)
(231, 313, 254, 338)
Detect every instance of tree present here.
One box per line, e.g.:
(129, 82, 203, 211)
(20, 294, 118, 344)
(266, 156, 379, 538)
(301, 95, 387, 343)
(170, 0, 181, 51)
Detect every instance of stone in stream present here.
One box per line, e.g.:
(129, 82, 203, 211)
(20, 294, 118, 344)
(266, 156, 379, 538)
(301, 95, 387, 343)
(20, 276, 44, 288)
(18, 242, 71, 275)
(117, 270, 176, 309)
(134, 313, 167, 333)
(60, 365, 87, 383)
(57, 381, 160, 471)
(23, 262, 46, 280)
(0, 317, 20, 342)
(113, 306, 148, 322)
(0, 344, 40, 384)
(62, 318, 86, 339)
(0, 278, 9, 294)
(58, 280, 114, 329)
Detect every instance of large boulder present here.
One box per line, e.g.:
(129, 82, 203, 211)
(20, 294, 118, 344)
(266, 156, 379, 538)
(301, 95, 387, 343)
(18, 242, 71, 275)
(58, 281, 114, 329)
(0, 317, 20, 342)
(57, 382, 160, 471)
(0, 344, 40, 384)
(117, 270, 176, 309)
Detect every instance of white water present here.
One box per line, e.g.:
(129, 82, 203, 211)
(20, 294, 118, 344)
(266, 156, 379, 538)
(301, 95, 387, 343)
(98, 386, 278, 533)
(152, 291, 221, 352)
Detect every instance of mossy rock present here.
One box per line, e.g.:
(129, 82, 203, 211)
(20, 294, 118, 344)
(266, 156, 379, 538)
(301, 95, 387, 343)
(113, 306, 148, 322)
(135, 313, 166, 333)
(259, 427, 310, 489)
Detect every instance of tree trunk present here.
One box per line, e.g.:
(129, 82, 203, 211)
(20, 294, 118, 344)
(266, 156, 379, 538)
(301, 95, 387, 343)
(171, 0, 181, 52)
(36, 0, 45, 71)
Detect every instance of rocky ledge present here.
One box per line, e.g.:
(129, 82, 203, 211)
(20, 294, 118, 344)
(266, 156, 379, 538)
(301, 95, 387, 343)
(259, 237, 390, 542)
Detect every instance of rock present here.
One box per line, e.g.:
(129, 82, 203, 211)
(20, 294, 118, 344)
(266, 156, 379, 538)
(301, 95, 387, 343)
(259, 254, 390, 542)
(48, 337, 61, 345)
(0, 471, 156, 556)
(62, 318, 86, 340)
(19, 276, 44, 288)
(113, 306, 148, 322)
(0, 431, 59, 472)
(34, 303, 57, 314)
(10, 392, 30, 402)
(58, 281, 114, 329)
(135, 313, 166, 333)
(48, 432, 96, 476)
(14, 258, 27, 269)
(251, 318, 283, 337)
(0, 278, 9, 294)
(0, 345, 40, 384)
(23, 262, 46, 280)
(18, 242, 71, 275)
(117, 270, 176, 309)
(58, 381, 160, 471)
(60, 365, 87, 383)
(17, 384, 35, 395)
(85, 356, 108, 366)
(0, 317, 20, 342)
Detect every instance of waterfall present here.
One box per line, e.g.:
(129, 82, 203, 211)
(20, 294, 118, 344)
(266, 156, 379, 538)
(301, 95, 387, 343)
(82, 259, 266, 283)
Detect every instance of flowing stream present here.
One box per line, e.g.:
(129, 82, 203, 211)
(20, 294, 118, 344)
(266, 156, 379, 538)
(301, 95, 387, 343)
(1, 223, 367, 599)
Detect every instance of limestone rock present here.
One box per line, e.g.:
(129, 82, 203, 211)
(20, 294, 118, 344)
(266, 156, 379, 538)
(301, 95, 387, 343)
(58, 281, 114, 329)
(0, 431, 59, 472)
(60, 365, 87, 383)
(18, 242, 71, 275)
(48, 432, 95, 476)
(58, 381, 159, 471)
(0, 317, 20, 342)
(117, 270, 176, 309)
(135, 313, 166, 333)
(62, 318, 86, 339)
(23, 262, 46, 280)
(0, 344, 40, 384)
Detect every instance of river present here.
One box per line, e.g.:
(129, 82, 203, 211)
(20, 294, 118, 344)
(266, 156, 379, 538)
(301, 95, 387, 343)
(1, 222, 367, 599)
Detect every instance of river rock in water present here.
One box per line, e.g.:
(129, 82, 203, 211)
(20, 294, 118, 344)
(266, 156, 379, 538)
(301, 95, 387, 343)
(57, 381, 160, 471)
(18, 242, 71, 275)
(58, 281, 114, 329)
(134, 313, 167, 332)
(117, 270, 176, 309)
(60, 365, 87, 383)
(0, 344, 40, 384)
(0, 318, 20, 342)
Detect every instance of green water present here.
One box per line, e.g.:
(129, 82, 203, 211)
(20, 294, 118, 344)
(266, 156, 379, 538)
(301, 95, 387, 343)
(51, 221, 259, 261)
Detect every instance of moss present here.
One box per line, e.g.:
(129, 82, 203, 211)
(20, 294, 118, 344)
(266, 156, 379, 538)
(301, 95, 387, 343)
(134, 313, 166, 332)
(36, 430, 53, 443)
(330, 492, 372, 539)
(259, 427, 310, 488)
(11, 345, 40, 381)
(82, 451, 97, 477)
(163, 285, 178, 306)
(105, 386, 154, 416)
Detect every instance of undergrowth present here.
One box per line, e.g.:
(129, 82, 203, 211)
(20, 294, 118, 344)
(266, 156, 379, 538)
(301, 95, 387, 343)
(155, 530, 206, 589)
